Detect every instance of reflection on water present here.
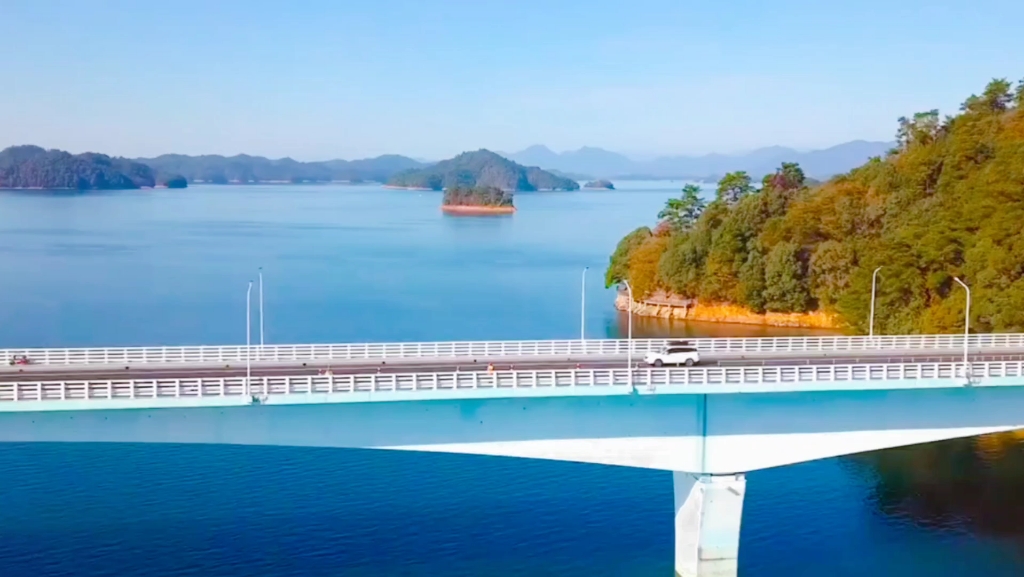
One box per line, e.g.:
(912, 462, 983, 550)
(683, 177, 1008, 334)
(604, 310, 843, 339)
(853, 432, 1024, 544)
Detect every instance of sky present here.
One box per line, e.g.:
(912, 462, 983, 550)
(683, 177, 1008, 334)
(1, 0, 1022, 161)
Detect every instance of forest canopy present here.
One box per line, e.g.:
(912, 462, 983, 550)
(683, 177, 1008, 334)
(606, 77, 1024, 334)
(443, 185, 514, 207)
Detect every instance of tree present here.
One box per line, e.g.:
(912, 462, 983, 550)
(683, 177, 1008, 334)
(627, 235, 670, 299)
(766, 162, 806, 192)
(716, 171, 755, 205)
(658, 184, 706, 232)
(605, 75, 1024, 331)
(762, 241, 811, 312)
(605, 227, 652, 287)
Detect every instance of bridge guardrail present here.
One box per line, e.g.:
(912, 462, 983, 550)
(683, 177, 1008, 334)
(3, 333, 1024, 367)
(1, 360, 1019, 402)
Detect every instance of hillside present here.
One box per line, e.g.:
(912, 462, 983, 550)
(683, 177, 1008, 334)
(386, 149, 579, 191)
(0, 145, 164, 189)
(506, 141, 894, 180)
(138, 153, 424, 184)
(606, 77, 1024, 334)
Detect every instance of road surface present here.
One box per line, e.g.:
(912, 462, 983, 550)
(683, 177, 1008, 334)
(2, 352, 1022, 383)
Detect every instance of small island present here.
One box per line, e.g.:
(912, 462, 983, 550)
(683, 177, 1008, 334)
(388, 149, 579, 191)
(584, 179, 615, 190)
(441, 185, 515, 215)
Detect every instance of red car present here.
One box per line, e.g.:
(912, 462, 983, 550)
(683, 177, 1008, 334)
(8, 355, 32, 366)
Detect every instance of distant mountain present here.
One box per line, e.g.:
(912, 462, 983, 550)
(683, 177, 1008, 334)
(137, 153, 424, 184)
(505, 145, 633, 178)
(505, 141, 895, 180)
(387, 149, 579, 191)
(0, 145, 164, 190)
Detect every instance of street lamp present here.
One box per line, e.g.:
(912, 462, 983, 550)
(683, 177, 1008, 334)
(258, 267, 265, 348)
(246, 280, 253, 397)
(869, 266, 882, 337)
(581, 267, 588, 342)
(622, 280, 634, 374)
(953, 276, 971, 378)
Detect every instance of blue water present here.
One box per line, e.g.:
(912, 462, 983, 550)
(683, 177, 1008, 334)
(0, 183, 1022, 576)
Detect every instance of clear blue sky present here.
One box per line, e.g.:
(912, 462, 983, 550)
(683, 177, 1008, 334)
(1, 0, 1022, 161)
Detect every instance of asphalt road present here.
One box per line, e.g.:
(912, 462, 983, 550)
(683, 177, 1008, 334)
(3, 353, 1023, 382)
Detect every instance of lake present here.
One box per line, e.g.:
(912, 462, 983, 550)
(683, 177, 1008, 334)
(0, 182, 1022, 576)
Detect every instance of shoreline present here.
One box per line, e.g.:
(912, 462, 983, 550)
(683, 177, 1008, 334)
(441, 204, 516, 215)
(614, 293, 841, 329)
(383, 185, 435, 191)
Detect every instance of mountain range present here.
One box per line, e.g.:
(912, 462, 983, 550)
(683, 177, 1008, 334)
(137, 153, 424, 184)
(502, 140, 895, 180)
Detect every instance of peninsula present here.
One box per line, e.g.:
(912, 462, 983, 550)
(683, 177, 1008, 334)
(387, 149, 579, 191)
(441, 185, 515, 215)
(584, 179, 615, 189)
(605, 77, 1024, 333)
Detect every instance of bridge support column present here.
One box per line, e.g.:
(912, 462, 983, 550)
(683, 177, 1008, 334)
(673, 472, 746, 577)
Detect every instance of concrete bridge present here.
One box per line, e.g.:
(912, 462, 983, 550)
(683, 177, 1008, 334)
(4, 333, 1024, 576)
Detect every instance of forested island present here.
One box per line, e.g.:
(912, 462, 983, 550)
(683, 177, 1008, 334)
(139, 153, 422, 184)
(387, 149, 579, 191)
(0, 145, 186, 190)
(441, 185, 515, 215)
(606, 78, 1024, 333)
(584, 179, 615, 189)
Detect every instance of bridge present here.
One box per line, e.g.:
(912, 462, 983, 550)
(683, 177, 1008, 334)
(5, 333, 1024, 577)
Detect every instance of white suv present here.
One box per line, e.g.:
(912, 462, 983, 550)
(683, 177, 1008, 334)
(643, 344, 700, 367)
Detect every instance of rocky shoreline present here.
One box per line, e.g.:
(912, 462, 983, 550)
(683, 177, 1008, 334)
(614, 293, 840, 329)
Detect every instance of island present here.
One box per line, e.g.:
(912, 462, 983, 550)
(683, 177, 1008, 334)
(604, 77, 1024, 333)
(387, 149, 579, 191)
(0, 145, 167, 190)
(138, 152, 423, 184)
(584, 179, 615, 189)
(157, 174, 188, 189)
(441, 185, 515, 215)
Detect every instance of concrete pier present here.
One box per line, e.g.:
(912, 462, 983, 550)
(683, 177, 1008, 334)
(673, 473, 746, 577)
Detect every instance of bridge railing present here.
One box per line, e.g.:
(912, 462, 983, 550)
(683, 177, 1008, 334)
(3, 333, 1024, 367)
(1, 360, 1021, 402)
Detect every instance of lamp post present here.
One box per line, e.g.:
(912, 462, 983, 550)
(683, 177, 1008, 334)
(246, 280, 253, 397)
(622, 280, 634, 374)
(869, 266, 882, 337)
(581, 267, 588, 342)
(953, 276, 971, 378)
(258, 267, 265, 348)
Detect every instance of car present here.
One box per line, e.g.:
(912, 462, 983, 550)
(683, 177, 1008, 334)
(8, 354, 32, 366)
(643, 345, 700, 367)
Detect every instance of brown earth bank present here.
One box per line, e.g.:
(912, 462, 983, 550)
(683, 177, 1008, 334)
(441, 204, 516, 215)
(614, 292, 841, 329)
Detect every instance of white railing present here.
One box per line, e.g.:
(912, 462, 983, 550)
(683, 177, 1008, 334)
(1, 360, 1021, 403)
(2, 334, 1024, 368)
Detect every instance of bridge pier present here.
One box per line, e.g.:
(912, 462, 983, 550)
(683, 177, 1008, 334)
(673, 472, 746, 577)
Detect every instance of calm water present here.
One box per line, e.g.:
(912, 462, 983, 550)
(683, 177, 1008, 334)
(0, 183, 1023, 576)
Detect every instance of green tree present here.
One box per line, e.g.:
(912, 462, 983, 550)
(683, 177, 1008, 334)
(658, 184, 706, 232)
(809, 241, 857, 308)
(738, 246, 767, 312)
(716, 171, 755, 205)
(762, 241, 811, 312)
